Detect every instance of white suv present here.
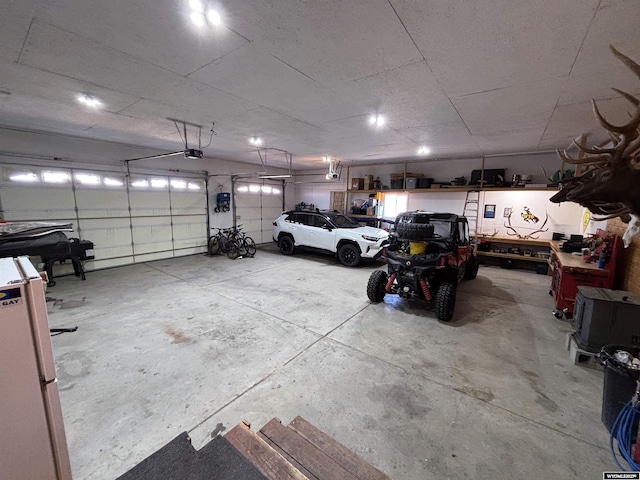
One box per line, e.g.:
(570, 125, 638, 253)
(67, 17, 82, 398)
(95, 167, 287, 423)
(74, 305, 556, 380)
(272, 210, 389, 267)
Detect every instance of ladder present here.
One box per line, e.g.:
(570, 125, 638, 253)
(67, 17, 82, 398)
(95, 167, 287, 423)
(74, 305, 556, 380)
(463, 189, 480, 237)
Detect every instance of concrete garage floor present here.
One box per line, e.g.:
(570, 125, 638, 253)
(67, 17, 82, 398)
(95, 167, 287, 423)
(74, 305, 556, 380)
(47, 244, 613, 479)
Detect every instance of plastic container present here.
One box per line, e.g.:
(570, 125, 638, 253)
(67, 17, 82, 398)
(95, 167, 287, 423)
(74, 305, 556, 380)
(405, 178, 417, 189)
(598, 345, 640, 432)
(409, 241, 427, 254)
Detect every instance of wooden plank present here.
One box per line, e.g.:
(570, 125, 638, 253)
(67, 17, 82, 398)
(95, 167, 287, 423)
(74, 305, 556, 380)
(288, 417, 391, 480)
(225, 421, 308, 480)
(259, 418, 359, 480)
(476, 236, 550, 247)
(257, 431, 317, 480)
(477, 251, 548, 262)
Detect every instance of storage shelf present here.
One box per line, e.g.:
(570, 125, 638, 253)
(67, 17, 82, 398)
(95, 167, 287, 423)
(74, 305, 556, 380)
(476, 236, 550, 247)
(477, 251, 550, 263)
(347, 186, 558, 194)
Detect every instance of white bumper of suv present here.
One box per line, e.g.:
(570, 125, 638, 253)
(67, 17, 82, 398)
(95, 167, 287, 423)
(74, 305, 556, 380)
(358, 236, 389, 259)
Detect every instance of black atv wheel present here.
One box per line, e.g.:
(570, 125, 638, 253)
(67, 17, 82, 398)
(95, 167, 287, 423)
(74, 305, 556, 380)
(395, 222, 435, 241)
(435, 282, 457, 322)
(464, 254, 479, 279)
(278, 235, 295, 255)
(367, 270, 388, 302)
(338, 243, 361, 267)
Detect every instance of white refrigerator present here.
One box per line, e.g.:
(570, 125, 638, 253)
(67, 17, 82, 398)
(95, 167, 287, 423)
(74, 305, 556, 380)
(0, 256, 72, 479)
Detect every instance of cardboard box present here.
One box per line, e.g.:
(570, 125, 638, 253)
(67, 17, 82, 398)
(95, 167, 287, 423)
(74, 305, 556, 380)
(366, 206, 375, 216)
(351, 178, 364, 190)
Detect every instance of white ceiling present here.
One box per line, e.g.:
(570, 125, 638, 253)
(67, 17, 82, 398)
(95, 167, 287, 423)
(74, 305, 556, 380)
(1, 0, 639, 169)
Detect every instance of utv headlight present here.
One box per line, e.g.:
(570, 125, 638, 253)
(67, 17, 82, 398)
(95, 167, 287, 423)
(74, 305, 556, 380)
(361, 235, 379, 242)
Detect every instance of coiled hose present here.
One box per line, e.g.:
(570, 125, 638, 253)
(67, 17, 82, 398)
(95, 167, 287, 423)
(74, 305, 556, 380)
(610, 400, 640, 471)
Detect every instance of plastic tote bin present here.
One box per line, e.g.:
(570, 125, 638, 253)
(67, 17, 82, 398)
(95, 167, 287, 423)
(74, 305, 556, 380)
(597, 345, 640, 432)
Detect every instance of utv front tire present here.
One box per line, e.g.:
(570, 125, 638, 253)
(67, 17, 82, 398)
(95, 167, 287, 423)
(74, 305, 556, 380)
(367, 270, 388, 302)
(464, 254, 479, 279)
(279, 235, 295, 255)
(338, 243, 361, 267)
(435, 282, 457, 322)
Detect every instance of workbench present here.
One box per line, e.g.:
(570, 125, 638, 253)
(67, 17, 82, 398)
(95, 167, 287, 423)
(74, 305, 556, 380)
(549, 235, 622, 318)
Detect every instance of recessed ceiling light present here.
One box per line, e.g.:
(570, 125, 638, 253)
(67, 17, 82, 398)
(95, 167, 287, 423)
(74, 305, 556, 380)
(77, 94, 102, 108)
(368, 114, 385, 128)
(190, 11, 206, 26)
(188, 0, 204, 12)
(249, 137, 262, 146)
(206, 9, 222, 25)
(417, 146, 430, 156)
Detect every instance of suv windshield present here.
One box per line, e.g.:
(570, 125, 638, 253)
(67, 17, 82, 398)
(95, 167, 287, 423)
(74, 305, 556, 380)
(325, 213, 360, 228)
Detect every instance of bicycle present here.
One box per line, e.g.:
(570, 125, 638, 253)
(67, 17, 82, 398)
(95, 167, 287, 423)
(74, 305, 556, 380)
(230, 224, 257, 257)
(208, 228, 241, 259)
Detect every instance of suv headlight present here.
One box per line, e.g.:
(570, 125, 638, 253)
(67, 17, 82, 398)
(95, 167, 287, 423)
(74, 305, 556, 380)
(361, 235, 379, 242)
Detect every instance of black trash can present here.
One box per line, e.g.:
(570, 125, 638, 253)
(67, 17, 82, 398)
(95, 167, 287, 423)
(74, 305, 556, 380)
(598, 345, 640, 432)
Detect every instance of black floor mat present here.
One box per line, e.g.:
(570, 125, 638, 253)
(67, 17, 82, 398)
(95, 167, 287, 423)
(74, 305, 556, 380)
(116, 433, 267, 480)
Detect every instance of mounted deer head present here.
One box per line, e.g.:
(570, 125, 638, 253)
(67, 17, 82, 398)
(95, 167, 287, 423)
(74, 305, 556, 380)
(550, 46, 640, 247)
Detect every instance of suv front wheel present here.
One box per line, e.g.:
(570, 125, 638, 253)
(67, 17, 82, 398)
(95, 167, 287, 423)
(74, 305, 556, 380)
(338, 243, 361, 267)
(279, 235, 295, 255)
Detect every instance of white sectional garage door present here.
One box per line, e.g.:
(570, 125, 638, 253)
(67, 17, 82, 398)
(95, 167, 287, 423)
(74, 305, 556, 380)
(0, 164, 207, 272)
(234, 179, 284, 244)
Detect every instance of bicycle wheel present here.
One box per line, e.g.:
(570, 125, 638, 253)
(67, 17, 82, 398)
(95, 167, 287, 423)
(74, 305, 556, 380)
(208, 236, 220, 255)
(226, 240, 240, 260)
(244, 236, 257, 256)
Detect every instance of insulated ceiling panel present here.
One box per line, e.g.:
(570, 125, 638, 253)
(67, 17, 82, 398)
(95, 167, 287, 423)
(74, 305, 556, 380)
(19, 21, 181, 98)
(189, 44, 344, 124)
(390, 0, 599, 97)
(542, 96, 634, 145)
(558, 0, 640, 106)
(223, 0, 424, 86)
(452, 77, 567, 136)
(1, 0, 639, 169)
(36, 0, 249, 75)
(0, 0, 36, 62)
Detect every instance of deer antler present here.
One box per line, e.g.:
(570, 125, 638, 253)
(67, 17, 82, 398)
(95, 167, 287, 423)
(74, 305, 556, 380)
(551, 46, 640, 247)
(504, 211, 549, 240)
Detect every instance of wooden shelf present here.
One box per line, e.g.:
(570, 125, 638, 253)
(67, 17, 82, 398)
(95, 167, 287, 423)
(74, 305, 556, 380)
(348, 214, 378, 219)
(348, 186, 558, 194)
(477, 251, 550, 263)
(476, 236, 550, 247)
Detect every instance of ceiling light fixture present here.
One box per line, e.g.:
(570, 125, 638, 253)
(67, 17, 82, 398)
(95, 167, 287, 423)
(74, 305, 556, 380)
(417, 146, 430, 156)
(206, 9, 222, 25)
(188, 0, 204, 12)
(322, 156, 331, 162)
(249, 137, 263, 146)
(77, 94, 102, 108)
(190, 11, 206, 26)
(368, 114, 385, 128)
(258, 174, 291, 179)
